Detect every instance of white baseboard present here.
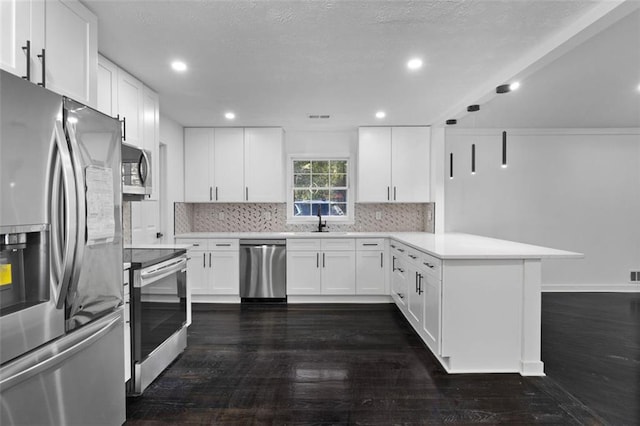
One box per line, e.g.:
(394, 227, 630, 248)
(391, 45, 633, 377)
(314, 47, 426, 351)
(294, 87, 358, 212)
(542, 283, 640, 293)
(288, 295, 393, 304)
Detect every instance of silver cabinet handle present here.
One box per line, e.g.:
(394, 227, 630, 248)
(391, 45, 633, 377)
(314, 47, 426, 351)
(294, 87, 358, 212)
(397, 293, 404, 299)
(393, 186, 397, 201)
(398, 248, 405, 253)
(209, 252, 212, 268)
(316, 253, 319, 268)
(210, 187, 213, 201)
(245, 187, 249, 201)
(203, 253, 206, 267)
(409, 254, 417, 259)
(392, 256, 396, 271)
(387, 186, 390, 201)
(215, 186, 219, 201)
(322, 253, 326, 268)
(397, 267, 405, 273)
(380, 253, 383, 268)
(423, 262, 435, 269)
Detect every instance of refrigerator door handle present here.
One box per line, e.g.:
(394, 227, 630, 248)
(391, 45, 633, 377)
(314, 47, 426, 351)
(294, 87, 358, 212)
(51, 121, 78, 309)
(0, 310, 122, 392)
(65, 123, 87, 301)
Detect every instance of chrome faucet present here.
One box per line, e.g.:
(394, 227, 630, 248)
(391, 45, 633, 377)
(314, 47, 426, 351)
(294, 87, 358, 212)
(317, 209, 327, 232)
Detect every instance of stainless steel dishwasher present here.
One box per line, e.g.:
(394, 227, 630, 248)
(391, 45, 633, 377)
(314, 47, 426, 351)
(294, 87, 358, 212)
(239, 239, 287, 303)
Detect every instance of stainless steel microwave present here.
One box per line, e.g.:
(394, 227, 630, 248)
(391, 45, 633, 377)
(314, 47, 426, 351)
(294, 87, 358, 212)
(122, 143, 152, 200)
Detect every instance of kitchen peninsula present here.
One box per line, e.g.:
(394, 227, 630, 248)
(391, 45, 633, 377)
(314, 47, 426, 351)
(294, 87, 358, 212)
(176, 231, 581, 376)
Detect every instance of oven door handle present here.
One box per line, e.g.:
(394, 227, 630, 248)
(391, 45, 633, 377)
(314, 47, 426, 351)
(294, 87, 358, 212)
(138, 257, 187, 288)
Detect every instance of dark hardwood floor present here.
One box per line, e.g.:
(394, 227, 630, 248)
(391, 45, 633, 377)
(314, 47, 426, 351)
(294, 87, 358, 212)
(542, 292, 640, 426)
(124, 299, 627, 425)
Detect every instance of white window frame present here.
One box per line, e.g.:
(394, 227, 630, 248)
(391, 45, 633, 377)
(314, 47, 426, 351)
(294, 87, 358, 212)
(287, 154, 354, 225)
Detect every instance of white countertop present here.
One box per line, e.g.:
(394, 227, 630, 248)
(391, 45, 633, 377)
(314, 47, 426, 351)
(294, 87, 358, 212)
(126, 243, 193, 250)
(174, 232, 582, 260)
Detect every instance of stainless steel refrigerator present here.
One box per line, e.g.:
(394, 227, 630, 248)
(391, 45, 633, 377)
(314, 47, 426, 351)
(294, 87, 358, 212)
(0, 70, 125, 425)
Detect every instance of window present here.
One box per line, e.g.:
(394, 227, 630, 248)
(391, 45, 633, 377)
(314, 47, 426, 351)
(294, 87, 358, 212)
(290, 159, 350, 220)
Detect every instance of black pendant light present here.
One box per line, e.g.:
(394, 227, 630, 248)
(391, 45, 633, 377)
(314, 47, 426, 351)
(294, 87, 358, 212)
(449, 153, 454, 179)
(471, 144, 476, 174)
(501, 131, 507, 168)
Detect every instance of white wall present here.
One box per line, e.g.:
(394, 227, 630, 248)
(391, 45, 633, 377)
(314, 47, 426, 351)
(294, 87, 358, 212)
(285, 129, 357, 156)
(445, 128, 640, 291)
(159, 113, 184, 240)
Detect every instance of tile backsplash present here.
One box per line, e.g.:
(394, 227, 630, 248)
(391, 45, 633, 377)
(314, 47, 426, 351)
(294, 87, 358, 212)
(175, 202, 434, 234)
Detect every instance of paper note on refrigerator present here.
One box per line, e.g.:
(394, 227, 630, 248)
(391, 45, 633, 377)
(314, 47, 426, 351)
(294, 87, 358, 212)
(85, 166, 116, 245)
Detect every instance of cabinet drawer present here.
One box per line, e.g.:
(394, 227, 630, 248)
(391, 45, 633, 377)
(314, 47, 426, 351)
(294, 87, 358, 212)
(175, 238, 210, 250)
(356, 238, 385, 251)
(389, 241, 409, 257)
(210, 239, 239, 251)
(419, 252, 442, 277)
(287, 238, 321, 251)
(321, 238, 355, 251)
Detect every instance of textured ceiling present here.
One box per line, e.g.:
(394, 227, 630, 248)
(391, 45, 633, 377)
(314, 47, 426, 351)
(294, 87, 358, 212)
(84, 0, 638, 130)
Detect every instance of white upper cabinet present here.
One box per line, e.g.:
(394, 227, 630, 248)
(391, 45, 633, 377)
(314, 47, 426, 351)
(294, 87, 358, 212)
(358, 126, 430, 202)
(117, 68, 144, 147)
(44, 0, 97, 107)
(213, 128, 244, 202)
(183, 127, 285, 203)
(244, 128, 285, 202)
(184, 128, 214, 202)
(97, 55, 118, 116)
(0, 0, 42, 79)
(1, 0, 97, 107)
(357, 127, 392, 202)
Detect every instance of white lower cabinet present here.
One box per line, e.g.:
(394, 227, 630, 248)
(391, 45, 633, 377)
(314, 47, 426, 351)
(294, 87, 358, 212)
(176, 239, 239, 296)
(287, 239, 356, 295)
(389, 240, 443, 357)
(286, 251, 322, 294)
(355, 239, 387, 295)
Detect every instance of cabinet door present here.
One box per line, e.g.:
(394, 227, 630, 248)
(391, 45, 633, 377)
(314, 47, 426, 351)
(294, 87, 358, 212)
(211, 251, 239, 295)
(321, 251, 356, 295)
(117, 68, 143, 147)
(244, 128, 284, 202)
(356, 251, 386, 294)
(97, 55, 118, 116)
(286, 251, 321, 294)
(407, 266, 424, 328)
(421, 273, 441, 355)
(357, 127, 392, 202)
(391, 127, 430, 202)
(184, 128, 214, 202)
(142, 86, 159, 200)
(44, 0, 97, 107)
(213, 128, 244, 202)
(0, 0, 42, 79)
(189, 251, 211, 295)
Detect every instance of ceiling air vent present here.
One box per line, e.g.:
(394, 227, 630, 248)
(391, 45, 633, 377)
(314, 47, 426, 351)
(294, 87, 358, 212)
(308, 114, 331, 119)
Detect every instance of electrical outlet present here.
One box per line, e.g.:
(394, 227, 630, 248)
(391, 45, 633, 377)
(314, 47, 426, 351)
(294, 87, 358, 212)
(427, 211, 433, 221)
(375, 211, 382, 220)
(218, 212, 225, 220)
(630, 270, 640, 283)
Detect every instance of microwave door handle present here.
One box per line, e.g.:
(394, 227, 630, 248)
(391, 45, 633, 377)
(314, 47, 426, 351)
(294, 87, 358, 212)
(138, 150, 149, 184)
(51, 121, 77, 308)
(64, 123, 87, 302)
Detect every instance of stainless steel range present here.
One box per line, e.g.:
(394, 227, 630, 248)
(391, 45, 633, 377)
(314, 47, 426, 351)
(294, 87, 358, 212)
(124, 248, 188, 395)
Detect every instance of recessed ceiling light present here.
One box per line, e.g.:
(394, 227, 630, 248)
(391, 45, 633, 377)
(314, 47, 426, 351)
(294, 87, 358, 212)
(509, 81, 521, 91)
(224, 112, 235, 120)
(407, 58, 423, 71)
(171, 60, 187, 72)
(375, 111, 386, 119)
